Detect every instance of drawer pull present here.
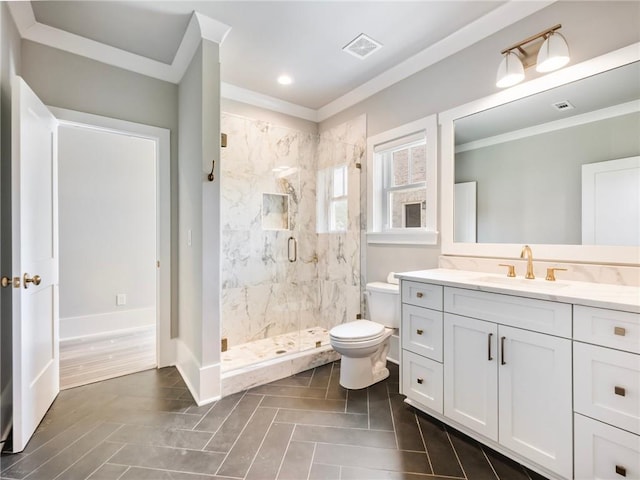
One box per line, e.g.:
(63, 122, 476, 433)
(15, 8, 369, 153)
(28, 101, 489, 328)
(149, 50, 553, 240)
(614, 326, 626, 336)
(416, 292, 424, 298)
(615, 386, 626, 397)
(500, 336, 506, 365)
(615, 465, 626, 477)
(487, 333, 493, 361)
(416, 329, 424, 335)
(417, 378, 424, 384)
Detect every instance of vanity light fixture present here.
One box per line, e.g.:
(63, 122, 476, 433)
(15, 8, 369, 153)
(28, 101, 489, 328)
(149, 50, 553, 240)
(496, 24, 570, 88)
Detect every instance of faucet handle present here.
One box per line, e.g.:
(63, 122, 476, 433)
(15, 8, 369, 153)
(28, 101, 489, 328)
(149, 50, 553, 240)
(498, 264, 516, 277)
(545, 267, 567, 282)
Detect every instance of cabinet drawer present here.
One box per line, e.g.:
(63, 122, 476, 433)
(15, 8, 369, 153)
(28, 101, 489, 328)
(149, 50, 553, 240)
(402, 305, 443, 361)
(575, 305, 640, 354)
(575, 342, 640, 435)
(444, 287, 572, 338)
(401, 281, 443, 310)
(402, 350, 443, 414)
(575, 413, 640, 480)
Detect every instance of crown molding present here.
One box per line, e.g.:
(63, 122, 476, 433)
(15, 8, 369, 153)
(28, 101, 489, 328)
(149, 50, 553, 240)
(316, 1, 555, 122)
(220, 83, 318, 122)
(7, 2, 231, 84)
(8, 1, 554, 122)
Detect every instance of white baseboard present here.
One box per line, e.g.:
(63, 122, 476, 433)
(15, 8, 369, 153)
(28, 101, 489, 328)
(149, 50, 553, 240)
(60, 307, 155, 340)
(175, 339, 220, 406)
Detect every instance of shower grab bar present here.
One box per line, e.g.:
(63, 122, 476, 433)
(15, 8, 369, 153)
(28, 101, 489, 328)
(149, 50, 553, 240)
(288, 237, 297, 262)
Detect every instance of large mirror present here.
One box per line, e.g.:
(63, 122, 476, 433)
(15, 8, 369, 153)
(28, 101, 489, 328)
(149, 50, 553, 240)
(440, 44, 640, 264)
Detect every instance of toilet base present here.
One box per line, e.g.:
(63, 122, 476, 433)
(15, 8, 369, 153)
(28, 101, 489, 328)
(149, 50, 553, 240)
(338, 340, 390, 390)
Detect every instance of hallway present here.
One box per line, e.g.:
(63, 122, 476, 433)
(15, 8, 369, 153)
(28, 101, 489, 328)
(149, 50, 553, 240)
(0, 363, 547, 479)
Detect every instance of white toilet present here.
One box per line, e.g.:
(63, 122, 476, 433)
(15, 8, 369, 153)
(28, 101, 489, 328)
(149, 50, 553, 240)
(329, 281, 400, 389)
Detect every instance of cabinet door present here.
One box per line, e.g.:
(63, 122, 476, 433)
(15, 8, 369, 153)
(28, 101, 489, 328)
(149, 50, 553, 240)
(444, 313, 498, 440)
(498, 325, 572, 479)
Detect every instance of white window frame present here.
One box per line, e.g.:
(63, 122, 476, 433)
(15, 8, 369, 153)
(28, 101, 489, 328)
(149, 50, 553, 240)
(329, 164, 348, 232)
(366, 114, 438, 244)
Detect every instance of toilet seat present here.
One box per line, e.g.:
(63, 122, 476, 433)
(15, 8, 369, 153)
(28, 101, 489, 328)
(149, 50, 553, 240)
(329, 320, 385, 343)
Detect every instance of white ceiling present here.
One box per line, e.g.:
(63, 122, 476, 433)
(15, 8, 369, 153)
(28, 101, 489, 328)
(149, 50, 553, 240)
(23, 1, 552, 120)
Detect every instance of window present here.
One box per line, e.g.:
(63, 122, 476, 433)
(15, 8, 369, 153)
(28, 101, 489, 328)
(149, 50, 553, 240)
(317, 164, 348, 233)
(366, 115, 438, 244)
(330, 165, 348, 231)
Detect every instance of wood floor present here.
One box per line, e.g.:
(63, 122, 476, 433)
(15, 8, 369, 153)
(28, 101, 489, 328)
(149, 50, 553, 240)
(59, 327, 156, 390)
(0, 362, 549, 480)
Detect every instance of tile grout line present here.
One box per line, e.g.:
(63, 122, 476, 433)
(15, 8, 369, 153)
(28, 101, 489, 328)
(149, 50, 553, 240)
(11, 420, 106, 479)
(414, 413, 435, 475)
(213, 394, 266, 477)
(193, 390, 248, 433)
(480, 445, 501, 480)
(384, 382, 399, 450)
(240, 408, 279, 480)
(274, 421, 297, 480)
(307, 442, 318, 480)
(81, 440, 127, 480)
(49, 424, 126, 480)
(445, 427, 469, 480)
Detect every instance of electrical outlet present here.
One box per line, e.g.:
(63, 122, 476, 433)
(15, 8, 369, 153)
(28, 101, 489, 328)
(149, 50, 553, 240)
(116, 294, 127, 306)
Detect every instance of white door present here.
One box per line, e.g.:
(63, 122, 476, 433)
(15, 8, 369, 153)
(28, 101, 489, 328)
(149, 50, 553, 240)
(10, 77, 59, 452)
(498, 325, 572, 479)
(443, 313, 498, 440)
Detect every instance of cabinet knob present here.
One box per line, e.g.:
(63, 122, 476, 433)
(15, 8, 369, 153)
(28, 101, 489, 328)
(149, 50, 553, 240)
(614, 326, 626, 336)
(416, 292, 424, 298)
(614, 386, 626, 397)
(615, 465, 626, 477)
(416, 329, 424, 335)
(417, 378, 424, 384)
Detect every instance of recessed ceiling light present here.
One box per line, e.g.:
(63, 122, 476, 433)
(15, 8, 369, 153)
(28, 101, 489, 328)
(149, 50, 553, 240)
(277, 75, 293, 85)
(343, 33, 383, 60)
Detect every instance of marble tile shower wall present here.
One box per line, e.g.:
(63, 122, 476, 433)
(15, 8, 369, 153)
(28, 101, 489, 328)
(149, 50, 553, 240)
(220, 113, 366, 349)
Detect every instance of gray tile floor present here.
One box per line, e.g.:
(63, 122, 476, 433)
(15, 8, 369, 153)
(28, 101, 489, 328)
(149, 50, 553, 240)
(0, 362, 549, 480)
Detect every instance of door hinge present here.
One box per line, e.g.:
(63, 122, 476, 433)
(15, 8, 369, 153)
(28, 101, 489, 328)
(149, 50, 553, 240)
(157, 261, 160, 268)
(221, 337, 228, 352)
(355, 162, 362, 169)
(356, 313, 362, 319)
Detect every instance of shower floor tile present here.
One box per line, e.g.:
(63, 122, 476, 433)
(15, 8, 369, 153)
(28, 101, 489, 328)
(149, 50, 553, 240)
(0, 363, 549, 480)
(221, 326, 330, 372)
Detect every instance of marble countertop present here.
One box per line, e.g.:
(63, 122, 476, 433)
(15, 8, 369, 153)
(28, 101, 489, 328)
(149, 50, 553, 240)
(396, 268, 640, 313)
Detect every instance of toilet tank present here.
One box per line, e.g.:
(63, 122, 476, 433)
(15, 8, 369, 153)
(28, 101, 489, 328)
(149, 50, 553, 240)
(366, 282, 400, 328)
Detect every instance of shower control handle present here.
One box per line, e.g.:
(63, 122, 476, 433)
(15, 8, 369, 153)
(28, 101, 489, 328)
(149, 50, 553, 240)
(288, 237, 297, 263)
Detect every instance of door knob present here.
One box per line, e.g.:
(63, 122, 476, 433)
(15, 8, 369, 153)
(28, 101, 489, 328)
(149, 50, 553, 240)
(23, 273, 41, 288)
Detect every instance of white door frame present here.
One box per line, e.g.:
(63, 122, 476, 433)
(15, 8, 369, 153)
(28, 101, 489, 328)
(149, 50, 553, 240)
(49, 107, 174, 367)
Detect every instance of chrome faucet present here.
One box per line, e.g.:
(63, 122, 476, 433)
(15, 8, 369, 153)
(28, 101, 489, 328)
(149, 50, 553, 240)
(520, 245, 535, 279)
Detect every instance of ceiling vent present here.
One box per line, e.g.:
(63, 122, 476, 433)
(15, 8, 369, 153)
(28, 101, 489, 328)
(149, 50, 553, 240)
(552, 100, 575, 112)
(342, 33, 383, 59)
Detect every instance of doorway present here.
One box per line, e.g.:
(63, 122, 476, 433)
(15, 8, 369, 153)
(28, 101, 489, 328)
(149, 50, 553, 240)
(52, 108, 172, 389)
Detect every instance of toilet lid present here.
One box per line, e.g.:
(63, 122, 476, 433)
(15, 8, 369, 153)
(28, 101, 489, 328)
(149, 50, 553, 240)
(330, 320, 385, 342)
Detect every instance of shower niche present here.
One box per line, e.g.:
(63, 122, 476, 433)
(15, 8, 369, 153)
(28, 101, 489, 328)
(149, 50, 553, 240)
(261, 193, 289, 230)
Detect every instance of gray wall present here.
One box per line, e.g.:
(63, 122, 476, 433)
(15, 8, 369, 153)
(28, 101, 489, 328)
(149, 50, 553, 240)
(319, 1, 640, 281)
(0, 1, 21, 444)
(456, 113, 640, 245)
(19, 40, 180, 334)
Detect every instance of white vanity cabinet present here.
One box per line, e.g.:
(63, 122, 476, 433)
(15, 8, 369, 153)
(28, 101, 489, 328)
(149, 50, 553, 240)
(400, 278, 573, 480)
(573, 305, 640, 480)
(443, 288, 573, 479)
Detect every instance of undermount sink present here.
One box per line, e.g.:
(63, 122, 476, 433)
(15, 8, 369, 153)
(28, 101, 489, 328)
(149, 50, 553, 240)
(475, 275, 569, 289)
